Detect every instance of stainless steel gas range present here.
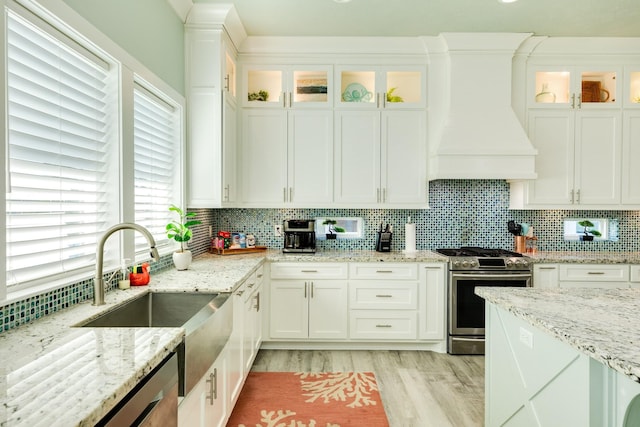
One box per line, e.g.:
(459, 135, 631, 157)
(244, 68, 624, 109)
(436, 247, 532, 355)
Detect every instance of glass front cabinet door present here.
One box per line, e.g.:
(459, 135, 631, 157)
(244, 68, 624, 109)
(242, 65, 333, 109)
(625, 67, 640, 107)
(335, 66, 426, 109)
(529, 66, 621, 109)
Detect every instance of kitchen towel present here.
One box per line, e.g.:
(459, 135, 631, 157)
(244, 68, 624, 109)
(405, 223, 416, 253)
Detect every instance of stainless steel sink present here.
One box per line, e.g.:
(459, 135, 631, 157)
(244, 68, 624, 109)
(76, 291, 232, 396)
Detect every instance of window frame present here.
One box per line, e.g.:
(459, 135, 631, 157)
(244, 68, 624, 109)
(1, 0, 185, 302)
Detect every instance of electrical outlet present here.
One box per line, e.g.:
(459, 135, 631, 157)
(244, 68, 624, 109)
(519, 327, 533, 349)
(274, 224, 282, 237)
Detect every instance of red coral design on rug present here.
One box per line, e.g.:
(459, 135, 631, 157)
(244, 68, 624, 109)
(227, 372, 389, 427)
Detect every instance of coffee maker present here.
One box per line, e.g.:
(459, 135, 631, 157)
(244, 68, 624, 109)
(283, 219, 316, 253)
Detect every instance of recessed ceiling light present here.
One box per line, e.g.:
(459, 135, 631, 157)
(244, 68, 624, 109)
(334, 0, 352, 3)
(498, 0, 519, 3)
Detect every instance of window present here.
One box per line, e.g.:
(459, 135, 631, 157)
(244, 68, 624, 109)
(133, 82, 181, 255)
(5, 10, 117, 289)
(315, 217, 364, 240)
(563, 218, 618, 242)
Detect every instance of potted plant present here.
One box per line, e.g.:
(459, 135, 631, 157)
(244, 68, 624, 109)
(166, 205, 201, 270)
(578, 220, 602, 241)
(322, 219, 345, 240)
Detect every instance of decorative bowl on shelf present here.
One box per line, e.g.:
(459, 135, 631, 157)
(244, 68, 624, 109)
(342, 83, 372, 102)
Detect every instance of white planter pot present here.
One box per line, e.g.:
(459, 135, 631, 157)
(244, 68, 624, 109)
(172, 250, 192, 270)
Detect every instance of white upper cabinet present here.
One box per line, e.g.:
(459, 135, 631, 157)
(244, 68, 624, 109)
(519, 109, 622, 208)
(334, 109, 427, 207)
(624, 66, 640, 108)
(333, 65, 427, 208)
(511, 61, 629, 209)
(529, 66, 621, 109)
(240, 109, 333, 207)
(186, 28, 239, 208)
(242, 65, 333, 109)
(335, 66, 426, 109)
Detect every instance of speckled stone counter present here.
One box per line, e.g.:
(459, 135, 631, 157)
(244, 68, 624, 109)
(265, 248, 447, 263)
(476, 286, 640, 383)
(527, 251, 640, 264)
(1, 249, 444, 426)
(0, 252, 266, 427)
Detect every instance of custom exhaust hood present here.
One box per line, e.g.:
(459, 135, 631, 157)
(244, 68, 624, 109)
(427, 33, 537, 180)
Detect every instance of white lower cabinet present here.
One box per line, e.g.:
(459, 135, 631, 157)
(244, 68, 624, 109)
(270, 279, 348, 339)
(418, 263, 446, 340)
(179, 265, 265, 427)
(267, 261, 447, 345)
(227, 283, 244, 407)
(533, 264, 559, 288)
(630, 265, 640, 289)
(269, 263, 348, 340)
(349, 263, 419, 340)
(243, 267, 263, 371)
(559, 264, 630, 288)
(179, 346, 228, 427)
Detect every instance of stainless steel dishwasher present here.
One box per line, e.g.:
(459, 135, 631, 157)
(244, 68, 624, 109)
(98, 352, 179, 426)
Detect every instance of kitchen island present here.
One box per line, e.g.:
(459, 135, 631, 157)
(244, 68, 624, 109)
(477, 286, 640, 427)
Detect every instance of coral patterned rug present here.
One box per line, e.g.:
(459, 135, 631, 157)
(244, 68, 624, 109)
(227, 371, 389, 427)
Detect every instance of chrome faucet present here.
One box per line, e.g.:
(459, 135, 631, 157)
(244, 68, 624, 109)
(94, 223, 160, 305)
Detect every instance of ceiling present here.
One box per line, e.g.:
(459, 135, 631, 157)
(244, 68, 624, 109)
(193, 0, 640, 38)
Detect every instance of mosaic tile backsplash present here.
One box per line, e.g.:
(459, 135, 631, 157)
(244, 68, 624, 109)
(2, 179, 639, 333)
(203, 180, 640, 253)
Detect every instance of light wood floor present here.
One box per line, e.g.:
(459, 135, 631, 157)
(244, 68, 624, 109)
(251, 349, 484, 427)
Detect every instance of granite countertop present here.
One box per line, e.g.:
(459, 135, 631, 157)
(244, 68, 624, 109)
(0, 252, 265, 427)
(527, 251, 640, 264)
(0, 249, 442, 426)
(265, 249, 447, 263)
(4, 248, 636, 425)
(476, 286, 640, 383)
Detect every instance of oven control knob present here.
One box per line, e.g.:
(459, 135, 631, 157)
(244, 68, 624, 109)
(462, 261, 470, 268)
(452, 260, 461, 268)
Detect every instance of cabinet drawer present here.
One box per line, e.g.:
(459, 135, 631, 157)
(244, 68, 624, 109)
(631, 265, 640, 283)
(270, 263, 348, 279)
(559, 264, 629, 282)
(349, 263, 418, 280)
(349, 311, 417, 340)
(349, 282, 417, 310)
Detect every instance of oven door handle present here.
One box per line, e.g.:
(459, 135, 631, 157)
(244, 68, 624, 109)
(451, 273, 532, 280)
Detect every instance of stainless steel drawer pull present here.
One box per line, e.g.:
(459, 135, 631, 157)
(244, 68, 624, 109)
(375, 270, 393, 273)
(376, 324, 392, 328)
(538, 267, 556, 270)
(301, 270, 318, 273)
(375, 294, 393, 298)
(206, 369, 217, 404)
(247, 281, 255, 288)
(587, 271, 606, 275)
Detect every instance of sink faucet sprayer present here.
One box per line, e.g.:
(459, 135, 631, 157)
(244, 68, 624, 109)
(94, 223, 160, 305)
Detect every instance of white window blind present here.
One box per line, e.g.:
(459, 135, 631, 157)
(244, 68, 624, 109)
(133, 84, 179, 254)
(5, 11, 115, 288)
